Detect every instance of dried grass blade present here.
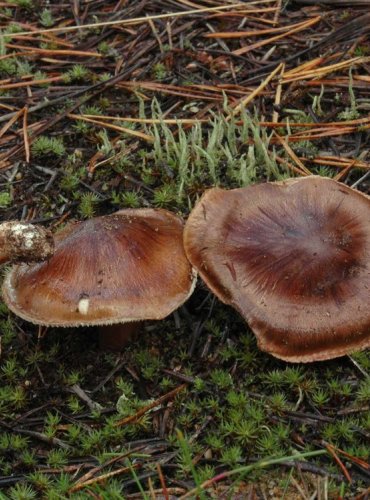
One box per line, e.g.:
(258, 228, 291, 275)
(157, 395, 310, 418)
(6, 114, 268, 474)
(0, 3, 266, 39)
(205, 18, 316, 39)
(324, 443, 352, 483)
(22, 106, 30, 163)
(274, 132, 312, 175)
(0, 76, 62, 91)
(0, 108, 23, 138)
(5, 43, 102, 58)
(282, 56, 368, 83)
(80, 114, 205, 124)
(114, 384, 187, 427)
(68, 114, 154, 143)
(228, 63, 283, 118)
(69, 464, 139, 492)
(233, 16, 321, 56)
(275, 155, 309, 176)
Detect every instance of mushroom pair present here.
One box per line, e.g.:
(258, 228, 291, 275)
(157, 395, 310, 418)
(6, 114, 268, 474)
(2, 209, 196, 350)
(2, 177, 369, 361)
(184, 176, 370, 362)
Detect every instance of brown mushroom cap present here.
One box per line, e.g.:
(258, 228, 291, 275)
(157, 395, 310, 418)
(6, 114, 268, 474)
(184, 176, 370, 362)
(3, 208, 196, 327)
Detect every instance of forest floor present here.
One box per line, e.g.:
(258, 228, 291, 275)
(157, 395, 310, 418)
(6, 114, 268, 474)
(0, 0, 369, 498)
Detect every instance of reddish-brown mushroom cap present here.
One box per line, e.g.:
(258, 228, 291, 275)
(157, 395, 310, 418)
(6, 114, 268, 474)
(2, 208, 196, 328)
(184, 176, 370, 362)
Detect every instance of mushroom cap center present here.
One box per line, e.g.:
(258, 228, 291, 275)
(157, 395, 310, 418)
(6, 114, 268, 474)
(228, 201, 365, 305)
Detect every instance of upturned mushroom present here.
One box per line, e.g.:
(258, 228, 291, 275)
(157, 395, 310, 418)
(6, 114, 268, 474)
(2, 208, 196, 350)
(184, 176, 370, 362)
(0, 221, 54, 265)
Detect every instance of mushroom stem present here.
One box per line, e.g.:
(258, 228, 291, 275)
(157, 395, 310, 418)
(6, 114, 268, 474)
(0, 222, 54, 265)
(98, 322, 142, 351)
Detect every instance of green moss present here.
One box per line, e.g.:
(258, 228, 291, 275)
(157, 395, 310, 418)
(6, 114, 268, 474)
(31, 136, 66, 157)
(39, 9, 54, 27)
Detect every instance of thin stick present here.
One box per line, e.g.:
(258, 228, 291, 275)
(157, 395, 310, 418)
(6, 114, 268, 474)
(69, 464, 139, 492)
(273, 132, 312, 175)
(22, 107, 30, 163)
(71, 447, 146, 489)
(68, 114, 154, 143)
(275, 155, 309, 177)
(69, 384, 103, 413)
(179, 450, 327, 499)
(309, 157, 369, 170)
(334, 156, 359, 181)
(282, 56, 368, 83)
(157, 463, 169, 500)
(147, 17, 164, 53)
(273, 0, 282, 26)
(324, 443, 352, 483)
(233, 16, 320, 56)
(0, 108, 23, 138)
(5, 44, 102, 58)
(114, 384, 187, 427)
(259, 115, 370, 128)
(13, 428, 71, 450)
(272, 63, 284, 122)
(0, 2, 276, 39)
(79, 115, 207, 124)
(0, 76, 63, 91)
(205, 17, 316, 38)
(228, 63, 283, 118)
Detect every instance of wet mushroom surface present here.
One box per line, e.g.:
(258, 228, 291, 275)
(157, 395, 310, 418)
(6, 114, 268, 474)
(184, 176, 370, 362)
(3, 208, 196, 328)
